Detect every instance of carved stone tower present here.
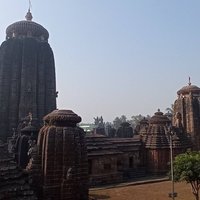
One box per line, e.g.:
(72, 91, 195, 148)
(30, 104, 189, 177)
(173, 80, 200, 149)
(0, 10, 56, 141)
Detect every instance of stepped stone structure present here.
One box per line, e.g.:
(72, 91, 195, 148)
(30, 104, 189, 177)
(141, 109, 191, 174)
(0, 141, 37, 200)
(173, 80, 200, 149)
(34, 109, 88, 200)
(86, 134, 144, 186)
(0, 9, 56, 141)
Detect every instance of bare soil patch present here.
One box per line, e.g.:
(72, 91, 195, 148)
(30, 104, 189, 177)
(89, 181, 193, 200)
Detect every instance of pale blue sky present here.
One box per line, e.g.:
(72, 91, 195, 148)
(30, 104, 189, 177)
(0, 1, 200, 122)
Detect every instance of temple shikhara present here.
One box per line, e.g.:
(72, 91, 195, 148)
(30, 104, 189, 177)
(0, 6, 200, 200)
(0, 8, 56, 141)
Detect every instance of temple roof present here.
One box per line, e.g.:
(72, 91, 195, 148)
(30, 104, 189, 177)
(177, 84, 200, 95)
(44, 109, 82, 126)
(149, 109, 170, 125)
(142, 110, 191, 149)
(86, 134, 141, 157)
(6, 9, 49, 41)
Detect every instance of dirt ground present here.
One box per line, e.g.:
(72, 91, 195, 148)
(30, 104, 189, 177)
(89, 181, 194, 200)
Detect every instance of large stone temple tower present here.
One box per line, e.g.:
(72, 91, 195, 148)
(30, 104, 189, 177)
(0, 10, 56, 141)
(173, 80, 200, 149)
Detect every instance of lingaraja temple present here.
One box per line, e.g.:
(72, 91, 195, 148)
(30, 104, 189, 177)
(0, 9, 56, 141)
(0, 8, 200, 200)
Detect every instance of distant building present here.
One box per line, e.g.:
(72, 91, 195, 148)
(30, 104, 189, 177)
(79, 123, 95, 133)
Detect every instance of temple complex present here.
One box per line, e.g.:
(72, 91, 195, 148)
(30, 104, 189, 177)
(0, 9, 56, 141)
(0, 5, 198, 200)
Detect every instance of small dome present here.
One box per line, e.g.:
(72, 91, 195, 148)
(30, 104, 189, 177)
(44, 109, 82, 126)
(177, 84, 200, 95)
(149, 109, 170, 124)
(6, 10, 49, 41)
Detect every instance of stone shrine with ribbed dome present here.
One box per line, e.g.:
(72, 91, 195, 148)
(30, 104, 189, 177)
(0, 9, 56, 141)
(140, 109, 190, 174)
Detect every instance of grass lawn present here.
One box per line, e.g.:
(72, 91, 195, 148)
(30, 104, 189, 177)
(89, 181, 194, 200)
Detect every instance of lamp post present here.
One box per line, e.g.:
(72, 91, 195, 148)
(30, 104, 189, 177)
(168, 126, 177, 200)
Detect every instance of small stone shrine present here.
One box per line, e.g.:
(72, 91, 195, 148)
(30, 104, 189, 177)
(35, 109, 88, 200)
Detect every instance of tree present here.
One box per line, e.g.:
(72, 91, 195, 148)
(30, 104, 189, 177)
(174, 151, 200, 200)
(129, 114, 151, 129)
(113, 115, 127, 129)
(113, 117, 121, 129)
(166, 104, 174, 114)
(120, 115, 127, 123)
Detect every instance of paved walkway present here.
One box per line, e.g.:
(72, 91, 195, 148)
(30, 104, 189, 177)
(90, 176, 169, 191)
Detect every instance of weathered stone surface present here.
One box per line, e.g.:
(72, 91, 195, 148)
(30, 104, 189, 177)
(142, 110, 191, 174)
(0, 10, 56, 141)
(15, 120, 39, 169)
(35, 109, 88, 200)
(0, 141, 37, 200)
(86, 134, 144, 186)
(173, 82, 200, 149)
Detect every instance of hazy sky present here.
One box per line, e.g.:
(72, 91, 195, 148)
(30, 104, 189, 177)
(0, 1, 200, 123)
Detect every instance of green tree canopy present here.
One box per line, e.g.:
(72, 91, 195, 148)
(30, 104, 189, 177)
(174, 151, 200, 200)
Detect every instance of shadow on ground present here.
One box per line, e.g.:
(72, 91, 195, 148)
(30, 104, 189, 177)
(89, 194, 110, 200)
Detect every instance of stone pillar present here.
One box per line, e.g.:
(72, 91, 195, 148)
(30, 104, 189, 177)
(37, 109, 88, 200)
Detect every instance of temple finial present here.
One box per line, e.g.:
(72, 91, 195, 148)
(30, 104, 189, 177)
(188, 76, 191, 86)
(25, 0, 33, 21)
(29, 0, 32, 11)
